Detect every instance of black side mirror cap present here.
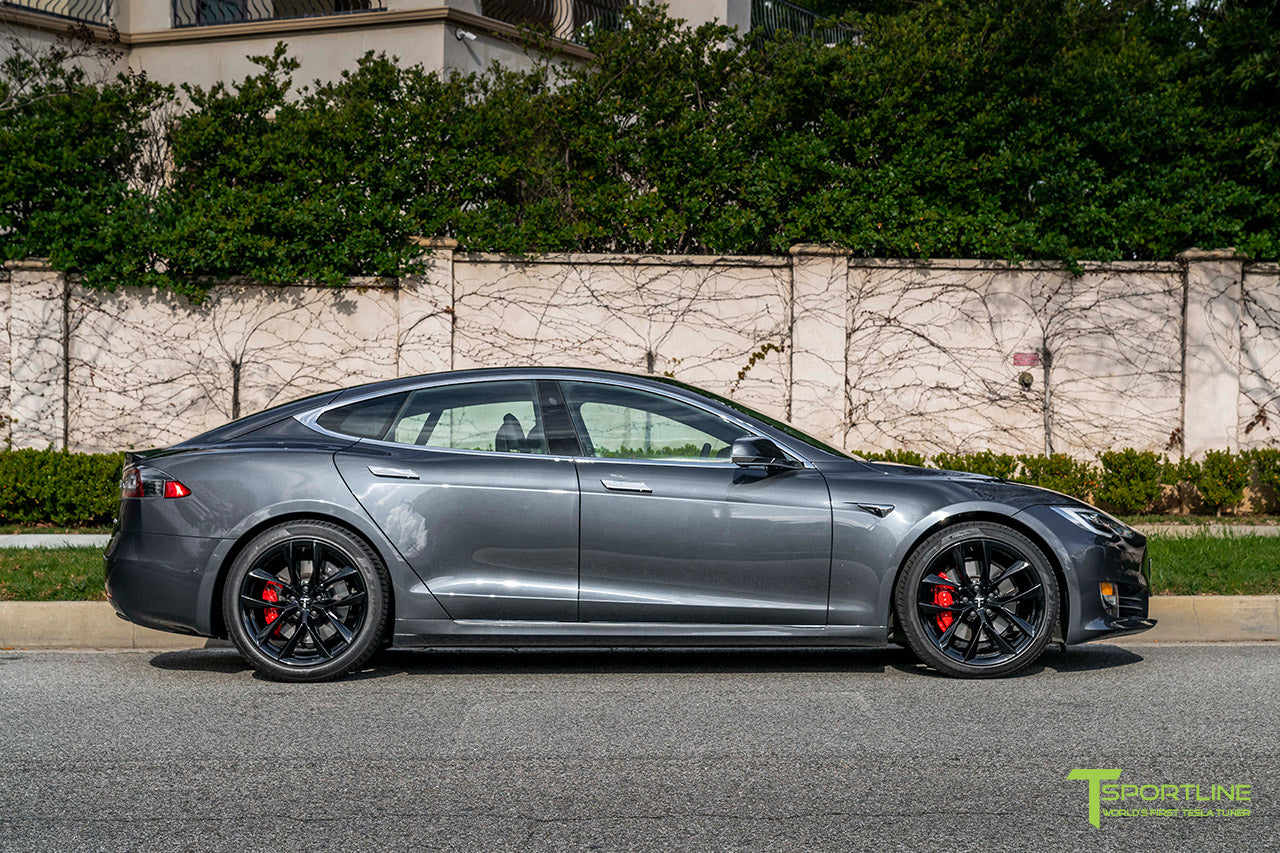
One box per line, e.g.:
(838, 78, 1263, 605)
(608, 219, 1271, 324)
(730, 436, 801, 469)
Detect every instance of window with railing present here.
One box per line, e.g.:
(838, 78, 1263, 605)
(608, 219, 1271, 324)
(480, 0, 629, 46)
(749, 0, 857, 46)
(171, 0, 384, 28)
(2, 0, 114, 25)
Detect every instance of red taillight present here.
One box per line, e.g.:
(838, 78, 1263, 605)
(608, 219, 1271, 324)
(163, 480, 191, 499)
(121, 467, 143, 498)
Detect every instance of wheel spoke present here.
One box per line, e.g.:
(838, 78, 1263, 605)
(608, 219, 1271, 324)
(241, 595, 283, 610)
(923, 573, 960, 589)
(328, 591, 367, 609)
(308, 623, 333, 659)
(962, 618, 983, 661)
(320, 566, 359, 588)
(951, 546, 972, 588)
(309, 542, 326, 593)
(992, 604, 1037, 639)
(254, 606, 297, 644)
(248, 567, 283, 587)
(285, 541, 302, 590)
(318, 609, 355, 645)
(937, 614, 964, 649)
(277, 620, 304, 660)
(979, 540, 992, 586)
(990, 560, 1031, 587)
(919, 601, 967, 615)
(996, 583, 1042, 605)
(986, 621, 1016, 655)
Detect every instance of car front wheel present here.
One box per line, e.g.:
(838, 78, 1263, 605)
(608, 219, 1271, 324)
(895, 522, 1059, 678)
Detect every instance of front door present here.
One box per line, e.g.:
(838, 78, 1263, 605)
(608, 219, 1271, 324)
(561, 380, 833, 625)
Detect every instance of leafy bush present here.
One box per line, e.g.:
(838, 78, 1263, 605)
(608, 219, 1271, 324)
(1193, 450, 1251, 514)
(0, 449, 123, 526)
(1096, 449, 1166, 515)
(932, 451, 1018, 479)
(1247, 448, 1280, 513)
(3, 2, 1280, 292)
(1014, 454, 1099, 501)
(857, 449, 929, 467)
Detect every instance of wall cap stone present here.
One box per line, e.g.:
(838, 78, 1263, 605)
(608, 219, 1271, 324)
(3, 259, 53, 271)
(789, 244, 852, 257)
(410, 236, 460, 250)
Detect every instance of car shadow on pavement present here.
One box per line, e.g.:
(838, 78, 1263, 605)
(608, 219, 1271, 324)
(887, 643, 1146, 679)
(148, 642, 1142, 681)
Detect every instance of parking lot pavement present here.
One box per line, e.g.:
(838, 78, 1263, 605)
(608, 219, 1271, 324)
(0, 642, 1276, 852)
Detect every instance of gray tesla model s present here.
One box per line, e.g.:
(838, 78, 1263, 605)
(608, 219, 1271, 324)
(105, 368, 1154, 681)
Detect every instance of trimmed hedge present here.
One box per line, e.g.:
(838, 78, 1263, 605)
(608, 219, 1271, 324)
(0, 449, 123, 526)
(0, 446, 1275, 527)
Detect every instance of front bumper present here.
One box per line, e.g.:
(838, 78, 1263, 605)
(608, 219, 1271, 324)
(1015, 505, 1156, 645)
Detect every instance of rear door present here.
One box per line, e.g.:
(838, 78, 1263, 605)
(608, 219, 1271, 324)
(328, 379, 582, 621)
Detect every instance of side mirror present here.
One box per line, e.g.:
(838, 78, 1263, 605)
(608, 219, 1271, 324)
(730, 436, 801, 469)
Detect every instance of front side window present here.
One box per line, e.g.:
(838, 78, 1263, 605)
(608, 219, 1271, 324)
(561, 381, 743, 461)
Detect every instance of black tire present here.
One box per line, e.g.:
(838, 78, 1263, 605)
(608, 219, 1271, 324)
(223, 520, 390, 682)
(894, 521, 1059, 678)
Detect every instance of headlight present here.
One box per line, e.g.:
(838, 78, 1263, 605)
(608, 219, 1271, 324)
(1050, 506, 1136, 539)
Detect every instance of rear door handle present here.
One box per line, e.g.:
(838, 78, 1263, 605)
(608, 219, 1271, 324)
(601, 478, 652, 494)
(368, 466, 419, 480)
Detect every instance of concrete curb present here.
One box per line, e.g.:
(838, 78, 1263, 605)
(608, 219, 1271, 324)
(0, 534, 111, 549)
(1, 598, 1278, 650)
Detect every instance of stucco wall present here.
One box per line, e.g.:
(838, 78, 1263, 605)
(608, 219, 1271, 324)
(2, 247, 1274, 457)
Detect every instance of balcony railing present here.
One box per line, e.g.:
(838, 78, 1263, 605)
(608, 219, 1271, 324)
(481, 0, 628, 46)
(750, 0, 858, 46)
(172, 0, 384, 28)
(1, 0, 114, 25)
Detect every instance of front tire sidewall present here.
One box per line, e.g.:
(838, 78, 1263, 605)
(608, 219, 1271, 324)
(223, 521, 389, 682)
(896, 522, 1059, 678)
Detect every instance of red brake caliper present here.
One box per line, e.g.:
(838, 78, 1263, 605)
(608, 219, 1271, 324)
(933, 576, 954, 633)
(262, 582, 281, 631)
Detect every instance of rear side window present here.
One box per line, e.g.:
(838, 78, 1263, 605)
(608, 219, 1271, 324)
(316, 393, 408, 439)
(388, 381, 548, 453)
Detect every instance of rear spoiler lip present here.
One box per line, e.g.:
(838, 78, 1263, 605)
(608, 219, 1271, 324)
(124, 448, 166, 467)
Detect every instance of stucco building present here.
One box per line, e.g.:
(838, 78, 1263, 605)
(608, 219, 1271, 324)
(1, 0, 850, 87)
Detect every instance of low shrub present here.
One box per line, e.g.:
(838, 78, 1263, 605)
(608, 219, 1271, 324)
(1014, 454, 1100, 501)
(0, 448, 123, 526)
(932, 451, 1018, 479)
(1193, 450, 1250, 514)
(857, 449, 929, 467)
(1247, 448, 1280, 513)
(1096, 449, 1166, 515)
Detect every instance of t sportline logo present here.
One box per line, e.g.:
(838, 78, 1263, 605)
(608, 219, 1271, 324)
(1068, 769, 1252, 827)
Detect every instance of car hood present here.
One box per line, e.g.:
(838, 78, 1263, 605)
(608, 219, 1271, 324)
(845, 461, 1093, 511)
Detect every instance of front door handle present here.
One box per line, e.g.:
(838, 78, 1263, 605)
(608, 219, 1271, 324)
(601, 478, 652, 494)
(368, 465, 419, 480)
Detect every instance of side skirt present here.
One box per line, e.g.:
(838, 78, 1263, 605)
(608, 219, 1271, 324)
(392, 619, 889, 648)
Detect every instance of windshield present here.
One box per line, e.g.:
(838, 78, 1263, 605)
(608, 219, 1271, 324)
(651, 377, 860, 461)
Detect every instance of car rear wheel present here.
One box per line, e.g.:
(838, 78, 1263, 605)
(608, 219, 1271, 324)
(895, 522, 1059, 678)
(223, 521, 389, 682)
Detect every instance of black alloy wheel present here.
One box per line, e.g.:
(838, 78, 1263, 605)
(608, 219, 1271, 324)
(224, 521, 389, 682)
(895, 522, 1059, 678)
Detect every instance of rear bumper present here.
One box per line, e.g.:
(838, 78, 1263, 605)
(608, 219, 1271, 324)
(104, 528, 224, 637)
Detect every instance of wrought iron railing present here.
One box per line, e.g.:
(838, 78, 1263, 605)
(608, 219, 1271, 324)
(749, 0, 857, 46)
(1, 0, 113, 25)
(481, 0, 628, 45)
(172, 0, 384, 28)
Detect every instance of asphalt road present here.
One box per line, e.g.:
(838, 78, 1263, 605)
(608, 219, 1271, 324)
(1, 642, 1277, 852)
